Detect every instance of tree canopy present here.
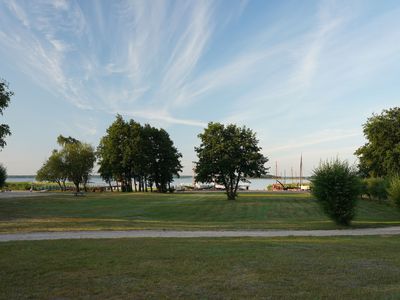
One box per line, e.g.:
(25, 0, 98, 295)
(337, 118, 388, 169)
(0, 164, 6, 189)
(355, 107, 400, 177)
(195, 122, 268, 200)
(97, 115, 182, 193)
(0, 79, 12, 149)
(37, 135, 96, 192)
(36, 150, 68, 191)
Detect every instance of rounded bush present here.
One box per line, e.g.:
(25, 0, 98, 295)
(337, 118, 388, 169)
(311, 159, 361, 226)
(0, 164, 7, 189)
(388, 176, 400, 209)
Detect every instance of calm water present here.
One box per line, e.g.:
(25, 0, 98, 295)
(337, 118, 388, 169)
(8, 176, 308, 191)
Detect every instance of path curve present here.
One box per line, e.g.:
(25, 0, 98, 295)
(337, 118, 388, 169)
(1, 227, 400, 242)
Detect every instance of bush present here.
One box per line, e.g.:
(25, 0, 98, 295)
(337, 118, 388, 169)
(311, 159, 361, 226)
(388, 175, 400, 209)
(363, 177, 388, 201)
(0, 164, 6, 188)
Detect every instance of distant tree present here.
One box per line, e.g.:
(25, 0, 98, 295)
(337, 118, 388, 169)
(147, 127, 182, 193)
(388, 175, 400, 210)
(38, 136, 95, 193)
(355, 107, 400, 177)
(36, 150, 68, 190)
(97, 115, 133, 192)
(58, 135, 96, 192)
(0, 164, 7, 188)
(97, 143, 115, 192)
(311, 159, 361, 226)
(98, 115, 182, 193)
(362, 177, 388, 201)
(195, 122, 268, 200)
(0, 79, 13, 149)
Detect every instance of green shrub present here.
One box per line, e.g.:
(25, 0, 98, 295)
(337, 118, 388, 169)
(363, 177, 388, 201)
(4, 181, 31, 190)
(0, 164, 6, 188)
(311, 159, 361, 226)
(359, 179, 368, 199)
(388, 175, 400, 209)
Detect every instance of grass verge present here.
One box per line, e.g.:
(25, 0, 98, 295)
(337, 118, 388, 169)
(1, 192, 400, 232)
(1, 236, 400, 299)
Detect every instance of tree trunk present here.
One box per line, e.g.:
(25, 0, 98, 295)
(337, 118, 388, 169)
(74, 182, 80, 193)
(144, 176, 148, 192)
(227, 191, 236, 200)
(133, 177, 137, 192)
(56, 180, 62, 191)
(108, 181, 113, 192)
(233, 173, 241, 198)
(222, 176, 236, 200)
(127, 178, 133, 192)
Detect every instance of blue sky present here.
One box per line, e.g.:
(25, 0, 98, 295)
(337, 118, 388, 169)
(0, 0, 400, 176)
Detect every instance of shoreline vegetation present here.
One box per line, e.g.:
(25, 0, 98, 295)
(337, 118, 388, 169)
(3, 175, 311, 192)
(6, 174, 310, 179)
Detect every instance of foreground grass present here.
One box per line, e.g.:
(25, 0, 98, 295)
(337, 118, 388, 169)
(1, 236, 400, 299)
(0, 192, 400, 232)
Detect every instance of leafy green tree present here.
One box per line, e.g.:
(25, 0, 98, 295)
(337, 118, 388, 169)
(97, 115, 133, 192)
(98, 115, 182, 193)
(195, 122, 268, 200)
(355, 107, 400, 177)
(58, 135, 96, 192)
(36, 150, 68, 190)
(311, 159, 361, 226)
(0, 79, 12, 149)
(388, 175, 400, 209)
(97, 144, 115, 191)
(147, 127, 182, 193)
(362, 177, 388, 201)
(0, 164, 7, 188)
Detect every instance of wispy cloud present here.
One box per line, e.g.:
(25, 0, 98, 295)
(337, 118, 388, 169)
(5, 0, 30, 28)
(267, 129, 361, 153)
(1, 0, 400, 175)
(123, 109, 207, 128)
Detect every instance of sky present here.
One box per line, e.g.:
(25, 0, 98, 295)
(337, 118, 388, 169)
(0, 0, 400, 176)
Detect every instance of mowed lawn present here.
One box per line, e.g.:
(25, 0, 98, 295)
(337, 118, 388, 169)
(1, 192, 400, 232)
(1, 236, 400, 299)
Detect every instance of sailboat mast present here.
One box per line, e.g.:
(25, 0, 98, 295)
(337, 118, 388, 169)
(299, 154, 303, 188)
(291, 167, 294, 184)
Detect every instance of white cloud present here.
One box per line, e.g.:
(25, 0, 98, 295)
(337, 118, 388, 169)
(52, 0, 68, 11)
(5, 0, 30, 28)
(123, 109, 207, 128)
(267, 129, 361, 153)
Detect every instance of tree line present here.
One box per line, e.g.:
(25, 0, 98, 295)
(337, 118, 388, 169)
(97, 115, 182, 193)
(37, 115, 183, 193)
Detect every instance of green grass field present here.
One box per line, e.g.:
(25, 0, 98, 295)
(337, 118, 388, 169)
(1, 236, 400, 299)
(1, 192, 399, 232)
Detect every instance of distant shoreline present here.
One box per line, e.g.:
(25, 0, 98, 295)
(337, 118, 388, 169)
(7, 175, 310, 179)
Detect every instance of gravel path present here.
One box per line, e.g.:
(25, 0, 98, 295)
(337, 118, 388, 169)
(1, 227, 400, 242)
(0, 191, 58, 199)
